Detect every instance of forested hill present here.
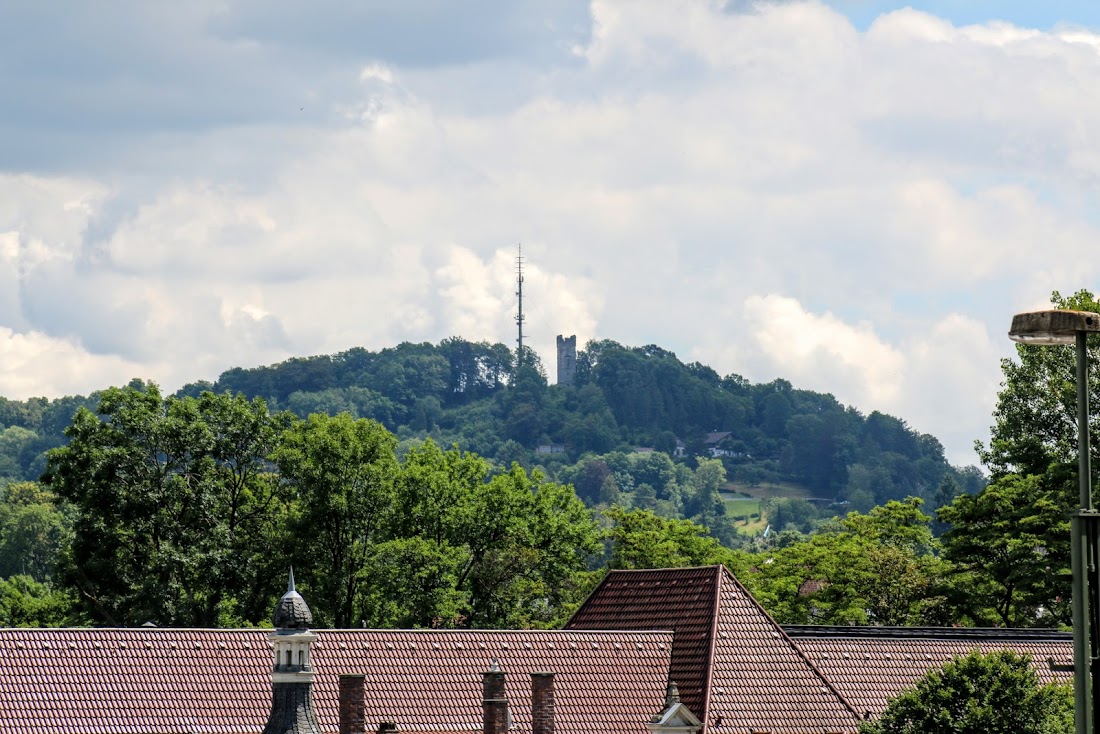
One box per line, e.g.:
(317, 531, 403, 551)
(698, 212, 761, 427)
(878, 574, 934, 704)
(169, 339, 976, 502)
(0, 337, 980, 508)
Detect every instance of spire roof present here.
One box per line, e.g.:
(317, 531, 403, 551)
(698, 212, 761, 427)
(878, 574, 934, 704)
(272, 567, 313, 630)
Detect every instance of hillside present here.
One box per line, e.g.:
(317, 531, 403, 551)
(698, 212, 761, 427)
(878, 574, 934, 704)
(0, 337, 982, 516)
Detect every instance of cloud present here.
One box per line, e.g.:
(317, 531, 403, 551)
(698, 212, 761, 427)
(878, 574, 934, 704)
(0, 327, 147, 400)
(2, 1, 1100, 465)
(741, 294, 906, 404)
(700, 294, 998, 464)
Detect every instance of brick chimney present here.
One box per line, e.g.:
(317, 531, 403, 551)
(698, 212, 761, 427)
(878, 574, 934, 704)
(482, 658, 509, 734)
(339, 675, 365, 734)
(531, 672, 555, 734)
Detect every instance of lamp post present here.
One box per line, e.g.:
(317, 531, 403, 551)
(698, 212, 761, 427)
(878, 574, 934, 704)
(1009, 309, 1100, 734)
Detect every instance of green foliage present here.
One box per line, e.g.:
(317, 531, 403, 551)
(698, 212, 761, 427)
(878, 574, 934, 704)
(368, 537, 467, 628)
(938, 470, 1073, 627)
(841, 497, 937, 555)
(979, 289, 1100, 478)
(275, 412, 399, 628)
(0, 331, 990, 629)
(0, 482, 71, 580)
(43, 384, 290, 627)
(0, 575, 79, 627)
(746, 500, 948, 625)
(604, 507, 741, 570)
(860, 650, 1072, 734)
(766, 497, 820, 534)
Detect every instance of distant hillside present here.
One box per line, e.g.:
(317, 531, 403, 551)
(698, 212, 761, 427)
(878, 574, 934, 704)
(0, 337, 983, 510)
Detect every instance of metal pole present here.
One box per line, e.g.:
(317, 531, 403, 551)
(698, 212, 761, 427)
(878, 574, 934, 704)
(1074, 329, 1094, 734)
(1073, 514, 1093, 734)
(1079, 330, 1093, 511)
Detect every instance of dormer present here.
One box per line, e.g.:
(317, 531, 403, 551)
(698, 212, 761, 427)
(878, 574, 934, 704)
(646, 682, 703, 734)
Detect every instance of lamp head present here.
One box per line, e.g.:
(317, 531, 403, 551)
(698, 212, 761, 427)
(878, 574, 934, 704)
(1009, 309, 1100, 345)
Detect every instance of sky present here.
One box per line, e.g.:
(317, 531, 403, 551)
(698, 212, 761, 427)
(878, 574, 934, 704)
(3, 0, 1099, 466)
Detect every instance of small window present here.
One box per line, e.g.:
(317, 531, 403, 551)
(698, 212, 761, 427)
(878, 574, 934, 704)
(285, 650, 291, 667)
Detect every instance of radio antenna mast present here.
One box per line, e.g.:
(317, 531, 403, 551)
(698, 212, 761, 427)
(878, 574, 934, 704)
(515, 244, 525, 367)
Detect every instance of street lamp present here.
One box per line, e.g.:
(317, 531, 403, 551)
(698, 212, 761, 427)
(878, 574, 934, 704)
(1010, 309, 1100, 734)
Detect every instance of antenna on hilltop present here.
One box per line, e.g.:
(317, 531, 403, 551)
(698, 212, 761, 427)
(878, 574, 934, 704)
(515, 244, 525, 367)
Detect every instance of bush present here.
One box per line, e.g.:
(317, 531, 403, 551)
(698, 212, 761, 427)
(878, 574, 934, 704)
(860, 650, 1072, 734)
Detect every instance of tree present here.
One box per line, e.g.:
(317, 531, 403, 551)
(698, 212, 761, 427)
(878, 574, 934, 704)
(683, 458, 725, 519)
(380, 441, 600, 629)
(749, 530, 948, 626)
(938, 470, 1072, 627)
(43, 384, 290, 627)
(979, 289, 1100, 478)
(0, 575, 78, 627)
(605, 507, 741, 571)
(274, 412, 399, 628)
(573, 459, 613, 504)
(452, 464, 600, 628)
(0, 482, 71, 581)
(840, 497, 937, 556)
(747, 501, 948, 626)
(860, 650, 1072, 734)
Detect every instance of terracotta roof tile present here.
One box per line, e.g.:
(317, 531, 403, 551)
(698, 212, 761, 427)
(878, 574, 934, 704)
(784, 626, 1074, 720)
(0, 628, 672, 734)
(566, 566, 861, 734)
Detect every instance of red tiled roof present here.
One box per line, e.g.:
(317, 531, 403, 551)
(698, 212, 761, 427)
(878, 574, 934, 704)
(709, 569, 860, 734)
(0, 628, 672, 734)
(566, 567, 718, 723)
(784, 626, 1074, 720)
(566, 566, 862, 734)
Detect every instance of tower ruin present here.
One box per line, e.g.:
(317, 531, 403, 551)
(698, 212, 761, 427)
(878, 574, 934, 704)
(556, 335, 577, 386)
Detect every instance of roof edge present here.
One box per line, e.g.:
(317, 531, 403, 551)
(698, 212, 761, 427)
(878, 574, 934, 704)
(699, 565, 722, 732)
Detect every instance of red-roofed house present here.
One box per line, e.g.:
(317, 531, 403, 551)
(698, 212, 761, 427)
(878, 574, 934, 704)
(0, 565, 1074, 734)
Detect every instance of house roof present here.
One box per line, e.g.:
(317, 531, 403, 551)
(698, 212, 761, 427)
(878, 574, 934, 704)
(567, 566, 862, 734)
(0, 628, 673, 734)
(703, 432, 732, 445)
(2, 568, 1077, 734)
(784, 626, 1074, 720)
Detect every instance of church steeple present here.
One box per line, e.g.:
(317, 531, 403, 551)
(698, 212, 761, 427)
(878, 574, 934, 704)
(263, 569, 322, 734)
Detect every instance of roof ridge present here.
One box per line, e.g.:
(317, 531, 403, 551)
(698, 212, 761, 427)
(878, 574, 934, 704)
(782, 625, 1073, 641)
(717, 566, 864, 726)
(699, 565, 722, 731)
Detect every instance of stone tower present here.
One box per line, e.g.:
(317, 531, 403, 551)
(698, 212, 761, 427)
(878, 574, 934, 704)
(263, 569, 322, 734)
(556, 335, 577, 386)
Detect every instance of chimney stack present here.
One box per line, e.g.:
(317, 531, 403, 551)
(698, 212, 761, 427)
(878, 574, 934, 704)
(531, 672, 555, 734)
(339, 675, 366, 734)
(482, 659, 509, 734)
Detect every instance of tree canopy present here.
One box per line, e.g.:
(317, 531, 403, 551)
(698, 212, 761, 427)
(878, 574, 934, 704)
(860, 650, 1072, 734)
(0, 336, 973, 519)
(40, 383, 602, 629)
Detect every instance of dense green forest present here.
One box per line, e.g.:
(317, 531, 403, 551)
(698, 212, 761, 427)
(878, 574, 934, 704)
(202, 337, 976, 510)
(1, 288, 1095, 631)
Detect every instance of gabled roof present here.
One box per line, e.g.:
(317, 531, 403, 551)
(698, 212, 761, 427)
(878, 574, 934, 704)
(784, 625, 1074, 720)
(567, 567, 718, 722)
(0, 628, 673, 734)
(703, 432, 732, 445)
(567, 566, 862, 734)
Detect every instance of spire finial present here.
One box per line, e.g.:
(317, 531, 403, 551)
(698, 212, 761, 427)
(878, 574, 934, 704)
(288, 566, 296, 593)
